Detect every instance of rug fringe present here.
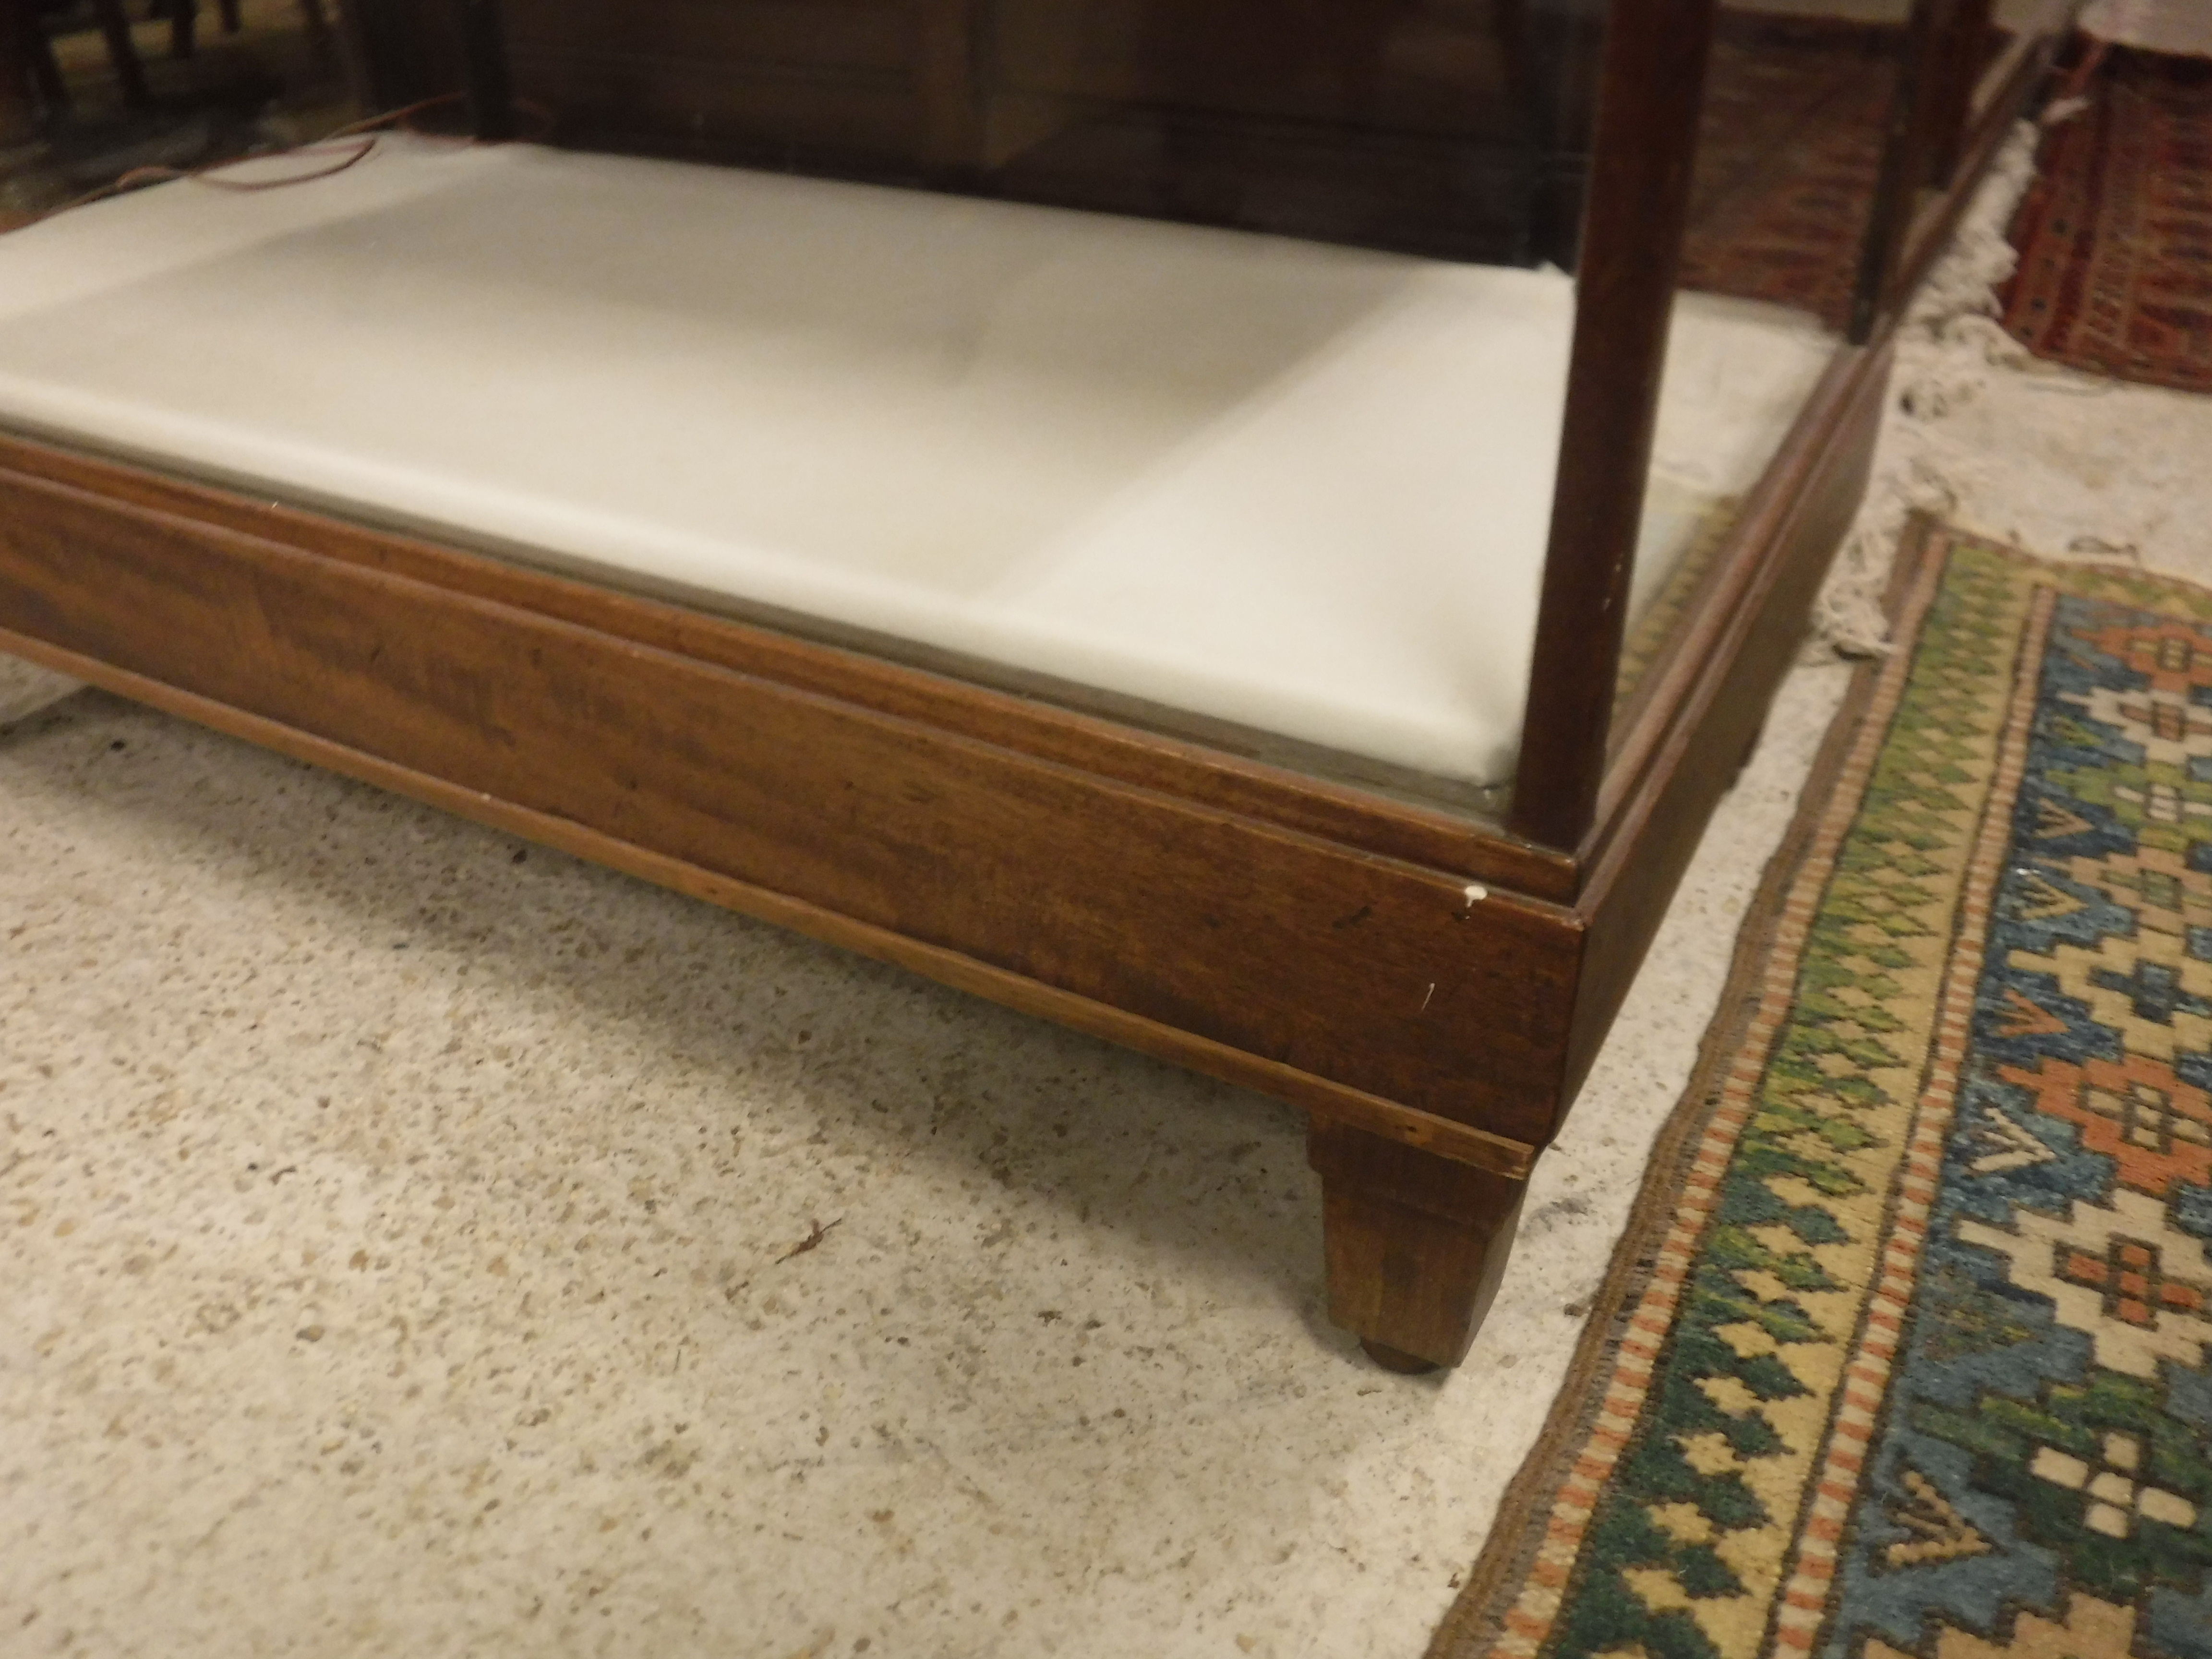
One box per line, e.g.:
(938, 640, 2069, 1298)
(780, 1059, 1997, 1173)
(1809, 122, 2043, 659)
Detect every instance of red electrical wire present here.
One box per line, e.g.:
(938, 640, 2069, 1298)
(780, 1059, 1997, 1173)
(16, 92, 556, 229)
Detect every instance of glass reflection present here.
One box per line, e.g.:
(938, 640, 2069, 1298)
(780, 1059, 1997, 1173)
(1, 2, 1628, 817)
(1681, 3, 1903, 332)
(509, 0, 1610, 273)
(2, 0, 353, 222)
(1618, 0, 1909, 719)
(458, 0, 1620, 810)
(974, 0, 1600, 266)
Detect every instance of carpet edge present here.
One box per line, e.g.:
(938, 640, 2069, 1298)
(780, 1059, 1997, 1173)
(1423, 513, 1949, 1659)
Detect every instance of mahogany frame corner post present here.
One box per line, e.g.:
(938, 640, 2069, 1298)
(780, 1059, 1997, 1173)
(0, 0, 2007, 1370)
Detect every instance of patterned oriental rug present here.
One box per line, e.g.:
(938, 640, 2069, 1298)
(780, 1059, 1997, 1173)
(1999, 49, 2212, 395)
(1432, 522, 2212, 1659)
(1679, 25, 1899, 335)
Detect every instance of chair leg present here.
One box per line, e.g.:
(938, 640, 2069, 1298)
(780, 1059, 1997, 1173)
(24, 17, 68, 112)
(296, 0, 331, 45)
(169, 0, 197, 59)
(90, 0, 154, 105)
(219, 0, 243, 33)
(1309, 1121, 1527, 1372)
(0, 9, 42, 141)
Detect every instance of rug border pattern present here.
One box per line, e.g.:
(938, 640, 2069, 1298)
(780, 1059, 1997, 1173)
(1764, 581, 2054, 1654)
(1431, 516, 1956, 1658)
(1430, 524, 2212, 1659)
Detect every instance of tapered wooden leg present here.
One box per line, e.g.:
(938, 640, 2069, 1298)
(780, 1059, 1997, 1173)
(1309, 1121, 1527, 1372)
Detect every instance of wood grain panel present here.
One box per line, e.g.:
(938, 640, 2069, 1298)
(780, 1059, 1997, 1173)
(0, 616, 1538, 1178)
(0, 460, 1582, 1146)
(0, 434, 1569, 899)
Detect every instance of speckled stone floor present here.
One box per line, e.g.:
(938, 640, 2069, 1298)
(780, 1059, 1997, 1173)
(0, 657, 1846, 1659)
(5, 133, 2212, 1659)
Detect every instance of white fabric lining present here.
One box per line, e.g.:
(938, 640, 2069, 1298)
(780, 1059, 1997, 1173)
(0, 136, 1836, 783)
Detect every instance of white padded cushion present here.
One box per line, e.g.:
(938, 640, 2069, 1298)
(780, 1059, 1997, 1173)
(0, 137, 1832, 784)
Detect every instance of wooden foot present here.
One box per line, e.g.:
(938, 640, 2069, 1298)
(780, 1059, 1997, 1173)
(1359, 1339, 1442, 1375)
(1310, 1121, 1527, 1371)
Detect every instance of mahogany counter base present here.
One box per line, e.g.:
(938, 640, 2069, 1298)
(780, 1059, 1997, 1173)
(0, 330, 1885, 1367)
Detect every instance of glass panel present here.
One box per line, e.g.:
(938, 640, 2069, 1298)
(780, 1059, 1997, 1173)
(1991, 0, 2075, 76)
(1, 0, 356, 219)
(1615, 0, 1905, 718)
(974, 0, 1593, 265)
(516, 0, 1606, 270)
(479, 0, 1616, 814)
(0, 0, 1613, 826)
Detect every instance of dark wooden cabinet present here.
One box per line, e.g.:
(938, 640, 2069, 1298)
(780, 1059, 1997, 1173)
(0, 0, 2062, 1368)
